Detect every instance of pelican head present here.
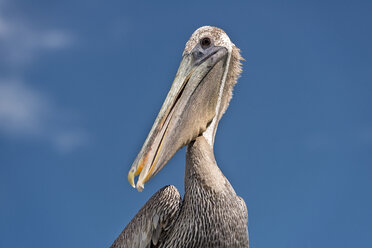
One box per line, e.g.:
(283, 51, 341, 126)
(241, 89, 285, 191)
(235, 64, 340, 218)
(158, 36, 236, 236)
(128, 26, 243, 191)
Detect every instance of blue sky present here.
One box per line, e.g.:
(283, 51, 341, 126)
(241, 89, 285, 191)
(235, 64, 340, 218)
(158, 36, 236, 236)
(0, 0, 371, 247)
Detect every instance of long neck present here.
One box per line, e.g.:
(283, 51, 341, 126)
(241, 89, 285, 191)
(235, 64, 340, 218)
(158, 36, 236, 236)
(184, 136, 236, 194)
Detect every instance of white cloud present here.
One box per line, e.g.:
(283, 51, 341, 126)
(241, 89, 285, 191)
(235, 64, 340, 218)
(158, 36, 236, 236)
(41, 30, 73, 49)
(0, 79, 86, 152)
(52, 131, 87, 153)
(0, 1, 86, 153)
(0, 6, 73, 68)
(0, 79, 47, 135)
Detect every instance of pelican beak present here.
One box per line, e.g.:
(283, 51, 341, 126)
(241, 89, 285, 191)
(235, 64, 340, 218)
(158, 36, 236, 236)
(128, 44, 228, 191)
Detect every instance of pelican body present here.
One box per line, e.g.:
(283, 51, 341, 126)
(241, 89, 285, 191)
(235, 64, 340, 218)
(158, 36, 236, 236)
(112, 26, 248, 248)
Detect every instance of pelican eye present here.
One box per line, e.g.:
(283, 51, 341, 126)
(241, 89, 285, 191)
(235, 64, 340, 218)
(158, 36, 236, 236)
(200, 37, 211, 49)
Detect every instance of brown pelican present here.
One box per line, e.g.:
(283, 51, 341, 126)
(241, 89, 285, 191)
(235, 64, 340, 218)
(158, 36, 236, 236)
(111, 26, 248, 248)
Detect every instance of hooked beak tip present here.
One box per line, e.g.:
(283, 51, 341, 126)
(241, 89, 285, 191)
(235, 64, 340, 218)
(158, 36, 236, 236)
(128, 170, 144, 192)
(128, 153, 149, 189)
(128, 169, 136, 188)
(128, 170, 145, 192)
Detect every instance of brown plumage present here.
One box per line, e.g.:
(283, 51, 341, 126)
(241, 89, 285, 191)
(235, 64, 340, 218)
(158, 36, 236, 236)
(112, 26, 248, 248)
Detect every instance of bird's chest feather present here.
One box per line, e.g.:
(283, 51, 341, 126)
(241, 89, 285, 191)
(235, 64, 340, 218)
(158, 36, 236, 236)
(160, 181, 248, 248)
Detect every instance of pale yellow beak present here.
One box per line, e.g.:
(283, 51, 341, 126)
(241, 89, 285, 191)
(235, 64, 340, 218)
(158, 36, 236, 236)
(128, 45, 228, 191)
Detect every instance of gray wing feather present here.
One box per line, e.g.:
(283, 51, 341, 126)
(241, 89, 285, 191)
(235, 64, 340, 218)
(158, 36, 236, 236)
(111, 185, 182, 248)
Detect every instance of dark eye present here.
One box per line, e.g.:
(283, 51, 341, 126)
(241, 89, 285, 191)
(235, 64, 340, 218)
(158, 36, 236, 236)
(200, 37, 211, 49)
